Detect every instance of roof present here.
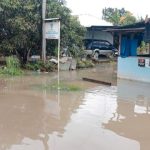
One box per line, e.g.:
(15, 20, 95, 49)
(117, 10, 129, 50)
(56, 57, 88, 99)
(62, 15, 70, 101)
(103, 27, 145, 32)
(117, 21, 145, 29)
(86, 25, 118, 31)
(103, 21, 146, 33)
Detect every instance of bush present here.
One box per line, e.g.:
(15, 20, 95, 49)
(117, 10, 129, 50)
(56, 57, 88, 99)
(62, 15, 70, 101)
(137, 41, 149, 54)
(25, 60, 56, 72)
(77, 59, 95, 69)
(0, 56, 23, 76)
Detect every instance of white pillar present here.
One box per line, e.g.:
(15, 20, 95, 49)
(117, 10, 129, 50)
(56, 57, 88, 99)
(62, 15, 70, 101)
(42, 0, 47, 62)
(57, 20, 61, 88)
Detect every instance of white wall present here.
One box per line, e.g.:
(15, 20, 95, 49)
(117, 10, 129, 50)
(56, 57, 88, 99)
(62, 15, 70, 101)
(118, 57, 150, 83)
(85, 30, 113, 44)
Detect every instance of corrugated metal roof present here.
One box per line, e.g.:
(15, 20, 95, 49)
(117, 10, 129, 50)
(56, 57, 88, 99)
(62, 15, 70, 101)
(86, 25, 118, 31)
(103, 27, 145, 32)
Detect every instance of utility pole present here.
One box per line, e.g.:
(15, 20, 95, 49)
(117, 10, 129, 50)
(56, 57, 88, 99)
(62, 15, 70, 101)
(42, 0, 47, 62)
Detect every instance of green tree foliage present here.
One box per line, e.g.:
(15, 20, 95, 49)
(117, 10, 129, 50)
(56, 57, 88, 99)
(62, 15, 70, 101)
(102, 8, 137, 26)
(46, 0, 85, 57)
(0, 0, 42, 64)
(0, 0, 85, 64)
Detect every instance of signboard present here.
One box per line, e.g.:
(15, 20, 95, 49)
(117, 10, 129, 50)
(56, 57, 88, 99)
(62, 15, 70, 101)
(145, 59, 150, 68)
(45, 21, 60, 39)
(138, 58, 145, 67)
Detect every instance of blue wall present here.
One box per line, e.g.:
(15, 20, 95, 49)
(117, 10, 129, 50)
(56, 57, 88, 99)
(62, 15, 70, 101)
(118, 57, 150, 83)
(120, 37, 138, 57)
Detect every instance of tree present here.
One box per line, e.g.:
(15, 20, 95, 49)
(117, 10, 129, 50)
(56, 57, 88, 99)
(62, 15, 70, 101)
(102, 8, 137, 26)
(0, 0, 42, 64)
(46, 0, 85, 57)
(0, 0, 85, 64)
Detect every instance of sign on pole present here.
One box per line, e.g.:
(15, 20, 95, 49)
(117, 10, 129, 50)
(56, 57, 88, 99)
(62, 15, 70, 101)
(45, 21, 60, 39)
(44, 19, 61, 87)
(42, 18, 60, 63)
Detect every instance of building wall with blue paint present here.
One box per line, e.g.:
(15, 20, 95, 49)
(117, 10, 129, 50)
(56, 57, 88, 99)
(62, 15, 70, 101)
(115, 21, 150, 83)
(118, 57, 150, 83)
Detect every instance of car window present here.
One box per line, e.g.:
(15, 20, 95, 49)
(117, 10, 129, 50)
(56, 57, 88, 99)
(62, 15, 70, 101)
(91, 41, 101, 49)
(87, 40, 113, 50)
(104, 41, 113, 50)
(104, 41, 111, 46)
(87, 43, 92, 49)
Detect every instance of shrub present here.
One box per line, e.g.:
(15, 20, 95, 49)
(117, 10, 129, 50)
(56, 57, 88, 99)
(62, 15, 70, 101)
(25, 60, 56, 72)
(137, 41, 149, 54)
(0, 56, 23, 76)
(77, 59, 95, 68)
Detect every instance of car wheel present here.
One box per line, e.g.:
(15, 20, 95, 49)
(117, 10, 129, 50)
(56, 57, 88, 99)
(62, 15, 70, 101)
(93, 52, 99, 60)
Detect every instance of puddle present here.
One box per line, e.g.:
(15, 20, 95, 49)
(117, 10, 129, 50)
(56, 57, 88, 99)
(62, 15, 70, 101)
(0, 63, 149, 150)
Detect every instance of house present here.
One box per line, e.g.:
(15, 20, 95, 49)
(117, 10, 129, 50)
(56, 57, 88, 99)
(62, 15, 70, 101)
(105, 20, 150, 83)
(84, 26, 117, 45)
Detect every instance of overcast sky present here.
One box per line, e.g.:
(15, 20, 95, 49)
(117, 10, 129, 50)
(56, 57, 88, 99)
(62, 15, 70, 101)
(66, 0, 150, 26)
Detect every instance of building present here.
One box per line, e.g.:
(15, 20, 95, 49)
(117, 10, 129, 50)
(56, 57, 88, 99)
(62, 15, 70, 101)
(85, 26, 116, 44)
(105, 20, 150, 83)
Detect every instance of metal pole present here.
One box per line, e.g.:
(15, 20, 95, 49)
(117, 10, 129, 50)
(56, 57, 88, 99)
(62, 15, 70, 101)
(57, 20, 61, 89)
(118, 33, 122, 56)
(42, 0, 47, 62)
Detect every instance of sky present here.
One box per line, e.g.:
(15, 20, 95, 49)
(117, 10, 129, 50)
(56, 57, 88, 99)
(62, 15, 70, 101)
(66, 0, 150, 26)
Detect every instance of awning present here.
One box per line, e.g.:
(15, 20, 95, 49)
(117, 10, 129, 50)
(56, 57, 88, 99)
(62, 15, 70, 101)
(103, 27, 145, 33)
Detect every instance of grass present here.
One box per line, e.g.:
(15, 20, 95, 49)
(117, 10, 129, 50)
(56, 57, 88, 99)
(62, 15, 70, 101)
(0, 56, 23, 76)
(33, 82, 82, 92)
(77, 59, 95, 69)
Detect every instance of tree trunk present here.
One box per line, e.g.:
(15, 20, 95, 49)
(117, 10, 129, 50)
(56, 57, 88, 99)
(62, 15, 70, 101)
(27, 48, 31, 62)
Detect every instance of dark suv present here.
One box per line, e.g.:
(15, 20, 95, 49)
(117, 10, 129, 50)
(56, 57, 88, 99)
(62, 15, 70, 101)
(84, 40, 118, 59)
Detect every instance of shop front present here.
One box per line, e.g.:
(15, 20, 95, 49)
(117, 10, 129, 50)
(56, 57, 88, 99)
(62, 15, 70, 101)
(106, 20, 150, 83)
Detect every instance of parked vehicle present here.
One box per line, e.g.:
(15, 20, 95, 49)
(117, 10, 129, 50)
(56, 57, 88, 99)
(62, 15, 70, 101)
(84, 40, 118, 59)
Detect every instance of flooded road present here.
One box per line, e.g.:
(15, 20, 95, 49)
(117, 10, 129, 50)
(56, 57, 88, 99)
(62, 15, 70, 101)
(0, 63, 150, 150)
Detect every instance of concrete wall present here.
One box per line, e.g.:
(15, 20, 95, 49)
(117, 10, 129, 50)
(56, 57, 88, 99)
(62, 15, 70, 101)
(118, 57, 150, 83)
(85, 30, 113, 44)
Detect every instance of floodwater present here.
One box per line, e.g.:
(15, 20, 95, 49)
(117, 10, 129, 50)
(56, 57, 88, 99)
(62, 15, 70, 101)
(0, 63, 150, 150)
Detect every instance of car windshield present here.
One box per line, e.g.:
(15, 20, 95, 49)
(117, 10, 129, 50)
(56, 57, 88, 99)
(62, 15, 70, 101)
(85, 40, 114, 50)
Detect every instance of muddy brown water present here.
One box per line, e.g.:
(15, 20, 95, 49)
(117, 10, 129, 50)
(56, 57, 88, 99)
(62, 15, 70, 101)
(0, 63, 150, 150)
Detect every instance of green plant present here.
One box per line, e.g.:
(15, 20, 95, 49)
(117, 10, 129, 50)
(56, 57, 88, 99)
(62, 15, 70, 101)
(0, 0, 85, 64)
(25, 60, 56, 72)
(77, 59, 95, 68)
(54, 47, 58, 57)
(0, 56, 23, 76)
(102, 8, 136, 26)
(33, 82, 82, 92)
(137, 41, 149, 54)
